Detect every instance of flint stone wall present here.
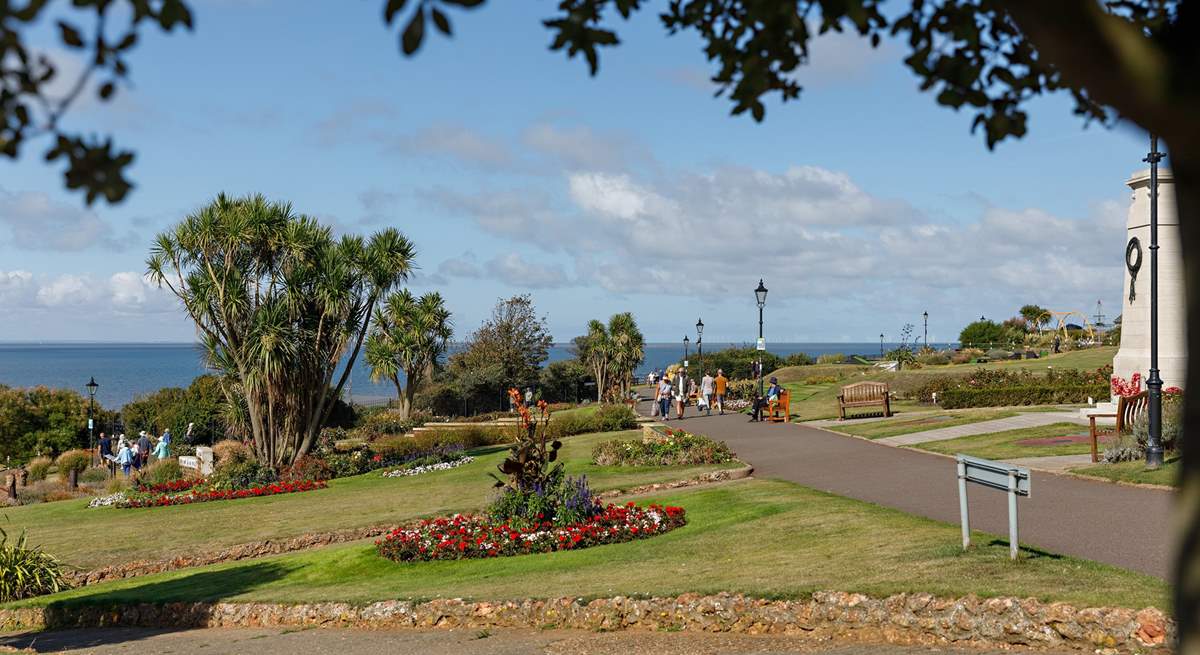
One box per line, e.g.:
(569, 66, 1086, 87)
(0, 592, 1170, 652)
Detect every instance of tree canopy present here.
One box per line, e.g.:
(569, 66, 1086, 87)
(365, 289, 453, 418)
(147, 194, 415, 467)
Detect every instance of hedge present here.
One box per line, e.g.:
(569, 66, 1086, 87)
(938, 384, 1109, 409)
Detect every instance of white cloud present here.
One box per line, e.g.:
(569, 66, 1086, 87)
(0, 270, 175, 314)
(0, 189, 137, 252)
(485, 253, 570, 289)
(438, 252, 483, 278)
(522, 123, 652, 172)
(381, 124, 514, 170)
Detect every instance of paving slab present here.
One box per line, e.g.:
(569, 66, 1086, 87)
(645, 401, 1172, 578)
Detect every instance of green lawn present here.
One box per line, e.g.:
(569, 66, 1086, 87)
(13, 478, 1166, 611)
(828, 409, 1020, 439)
(6, 430, 740, 570)
(767, 347, 1115, 421)
(1071, 457, 1181, 487)
(913, 423, 1094, 460)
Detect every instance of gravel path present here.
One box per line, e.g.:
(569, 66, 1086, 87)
(0, 627, 1079, 655)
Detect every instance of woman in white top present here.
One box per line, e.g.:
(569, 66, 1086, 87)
(673, 372, 688, 420)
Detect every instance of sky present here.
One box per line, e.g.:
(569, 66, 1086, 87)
(0, 1, 1156, 344)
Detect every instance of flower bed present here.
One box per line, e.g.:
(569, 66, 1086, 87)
(381, 456, 474, 478)
(592, 430, 734, 466)
(376, 502, 685, 561)
(118, 479, 327, 509)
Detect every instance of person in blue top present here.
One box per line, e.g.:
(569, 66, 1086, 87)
(115, 441, 134, 477)
(152, 436, 170, 461)
(161, 428, 172, 447)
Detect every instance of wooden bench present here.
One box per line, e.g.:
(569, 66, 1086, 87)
(764, 389, 791, 423)
(1088, 390, 1149, 462)
(837, 382, 891, 420)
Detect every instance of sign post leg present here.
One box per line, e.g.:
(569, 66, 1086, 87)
(957, 459, 970, 550)
(1007, 470, 1019, 561)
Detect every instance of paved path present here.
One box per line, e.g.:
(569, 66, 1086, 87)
(0, 626, 1078, 654)
(874, 412, 1086, 446)
(643, 403, 1173, 579)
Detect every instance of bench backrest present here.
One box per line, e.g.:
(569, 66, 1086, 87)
(841, 382, 889, 402)
(1116, 390, 1150, 433)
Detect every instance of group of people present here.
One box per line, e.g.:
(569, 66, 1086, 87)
(653, 368, 728, 420)
(97, 428, 173, 477)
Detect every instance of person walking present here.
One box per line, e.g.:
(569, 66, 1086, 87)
(714, 369, 728, 415)
(130, 439, 141, 472)
(115, 440, 134, 477)
(137, 431, 152, 469)
(657, 374, 672, 419)
(152, 435, 170, 461)
(700, 371, 715, 416)
(674, 370, 688, 420)
(161, 428, 172, 448)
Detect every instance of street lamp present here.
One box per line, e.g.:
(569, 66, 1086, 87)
(696, 318, 704, 377)
(754, 279, 768, 416)
(1144, 135, 1165, 467)
(683, 335, 690, 370)
(85, 377, 98, 465)
(880, 333, 885, 358)
(923, 311, 929, 348)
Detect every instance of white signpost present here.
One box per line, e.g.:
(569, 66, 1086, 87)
(756, 337, 765, 351)
(956, 454, 1031, 560)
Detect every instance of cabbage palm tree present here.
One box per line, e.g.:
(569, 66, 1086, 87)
(365, 290, 453, 418)
(146, 193, 414, 467)
(574, 312, 644, 403)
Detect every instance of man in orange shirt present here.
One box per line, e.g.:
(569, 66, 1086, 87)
(714, 369, 728, 415)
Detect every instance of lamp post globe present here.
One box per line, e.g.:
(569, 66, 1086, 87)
(85, 377, 98, 465)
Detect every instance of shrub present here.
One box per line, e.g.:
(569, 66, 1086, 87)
(724, 379, 759, 400)
(105, 477, 129, 494)
(0, 527, 68, 601)
(54, 450, 90, 477)
(207, 460, 277, 490)
(280, 455, 333, 483)
(1103, 432, 1144, 463)
(25, 457, 52, 482)
(211, 439, 252, 468)
(136, 459, 186, 488)
(592, 405, 637, 432)
(1131, 393, 1184, 453)
(412, 381, 463, 417)
(487, 468, 600, 528)
(985, 348, 1012, 360)
(783, 352, 814, 367)
(816, 353, 846, 365)
(916, 352, 950, 366)
(592, 431, 734, 466)
(79, 467, 109, 484)
(939, 384, 1108, 409)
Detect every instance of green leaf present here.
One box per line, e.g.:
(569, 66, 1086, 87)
(401, 6, 425, 55)
(431, 7, 451, 35)
(99, 82, 115, 100)
(57, 21, 84, 48)
(384, 0, 408, 24)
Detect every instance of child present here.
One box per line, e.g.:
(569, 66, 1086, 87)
(116, 441, 134, 477)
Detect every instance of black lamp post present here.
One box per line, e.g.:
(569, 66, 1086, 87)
(696, 318, 704, 377)
(880, 333, 885, 358)
(683, 335, 690, 371)
(755, 280, 768, 410)
(85, 377, 98, 465)
(923, 311, 929, 348)
(1145, 135, 1165, 467)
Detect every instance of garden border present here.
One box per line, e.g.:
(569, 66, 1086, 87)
(0, 591, 1170, 653)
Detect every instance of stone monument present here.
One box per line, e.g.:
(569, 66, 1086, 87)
(1111, 167, 1187, 393)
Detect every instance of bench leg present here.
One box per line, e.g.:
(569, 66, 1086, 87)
(1089, 417, 1099, 463)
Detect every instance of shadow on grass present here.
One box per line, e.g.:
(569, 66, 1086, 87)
(1, 561, 298, 651)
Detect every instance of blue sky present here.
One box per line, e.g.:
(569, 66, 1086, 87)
(0, 1, 1151, 344)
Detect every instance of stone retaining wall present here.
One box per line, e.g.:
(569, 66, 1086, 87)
(0, 592, 1170, 652)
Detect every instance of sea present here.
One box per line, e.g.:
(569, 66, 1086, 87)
(0, 342, 953, 409)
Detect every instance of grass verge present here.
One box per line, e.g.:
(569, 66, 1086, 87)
(1071, 457, 1181, 487)
(11, 478, 1166, 611)
(913, 423, 1095, 460)
(4, 430, 740, 570)
(828, 409, 1020, 439)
